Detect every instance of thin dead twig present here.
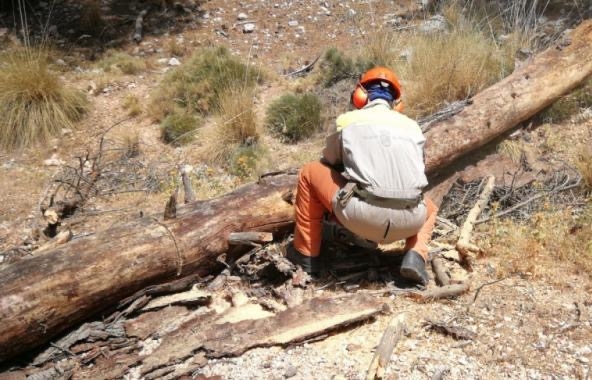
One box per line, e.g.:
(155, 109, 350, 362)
(285, 54, 321, 77)
(150, 217, 183, 275)
(476, 176, 582, 224)
(466, 276, 512, 311)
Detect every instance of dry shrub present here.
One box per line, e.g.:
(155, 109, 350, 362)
(497, 140, 524, 163)
(121, 132, 141, 158)
(480, 204, 592, 279)
(361, 28, 404, 68)
(202, 85, 259, 164)
(123, 94, 142, 117)
(0, 48, 87, 149)
(575, 147, 592, 193)
(96, 51, 146, 75)
(541, 79, 592, 123)
(80, 0, 105, 35)
(319, 48, 368, 88)
(229, 145, 269, 179)
(402, 25, 509, 118)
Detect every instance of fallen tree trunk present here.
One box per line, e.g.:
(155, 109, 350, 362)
(0, 21, 591, 363)
(0, 174, 296, 363)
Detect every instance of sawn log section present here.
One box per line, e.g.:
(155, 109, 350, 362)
(0, 20, 591, 363)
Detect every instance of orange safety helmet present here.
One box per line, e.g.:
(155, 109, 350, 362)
(351, 66, 404, 111)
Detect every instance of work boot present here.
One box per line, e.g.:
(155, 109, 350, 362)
(400, 250, 429, 285)
(286, 243, 323, 274)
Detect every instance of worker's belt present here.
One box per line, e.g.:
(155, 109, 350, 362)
(337, 182, 422, 209)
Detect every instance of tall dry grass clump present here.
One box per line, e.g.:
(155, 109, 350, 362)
(349, 2, 538, 119)
(0, 49, 87, 150)
(202, 85, 259, 164)
(361, 28, 404, 68)
(401, 12, 511, 118)
(79, 0, 105, 35)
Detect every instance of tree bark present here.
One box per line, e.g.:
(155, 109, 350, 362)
(0, 20, 592, 364)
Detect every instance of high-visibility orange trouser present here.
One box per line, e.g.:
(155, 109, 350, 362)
(293, 160, 438, 261)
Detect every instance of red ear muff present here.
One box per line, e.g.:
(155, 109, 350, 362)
(351, 84, 368, 109)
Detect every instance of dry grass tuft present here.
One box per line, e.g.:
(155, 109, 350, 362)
(341, 3, 535, 119)
(168, 38, 186, 57)
(79, 0, 105, 35)
(401, 25, 510, 118)
(122, 94, 142, 117)
(0, 48, 88, 150)
(361, 28, 403, 68)
(121, 132, 141, 158)
(480, 204, 592, 279)
(575, 147, 592, 193)
(201, 85, 259, 164)
(541, 79, 592, 123)
(96, 51, 147, 75)
(497, 140, 524, 163)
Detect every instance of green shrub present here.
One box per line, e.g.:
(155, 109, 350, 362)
(319, 48, 369, 88)
(229, 145, 267, 179)
(0, 48, 88, 149)
(160, 113, 202, 146)
(150, 46, 262, 121)
(265, 93, 322, 143)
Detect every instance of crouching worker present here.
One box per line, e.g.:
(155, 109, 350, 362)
(287, 67, 438, 285)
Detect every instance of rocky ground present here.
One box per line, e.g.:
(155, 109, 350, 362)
(0, 0, 591, 379)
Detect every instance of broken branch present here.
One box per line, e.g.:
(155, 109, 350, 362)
(431, 255, 451, 286)
(366, 313, 407, 380)
(456, 175, 495, 269)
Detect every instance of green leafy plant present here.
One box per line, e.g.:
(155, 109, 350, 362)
(265, 92, 322, 143)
